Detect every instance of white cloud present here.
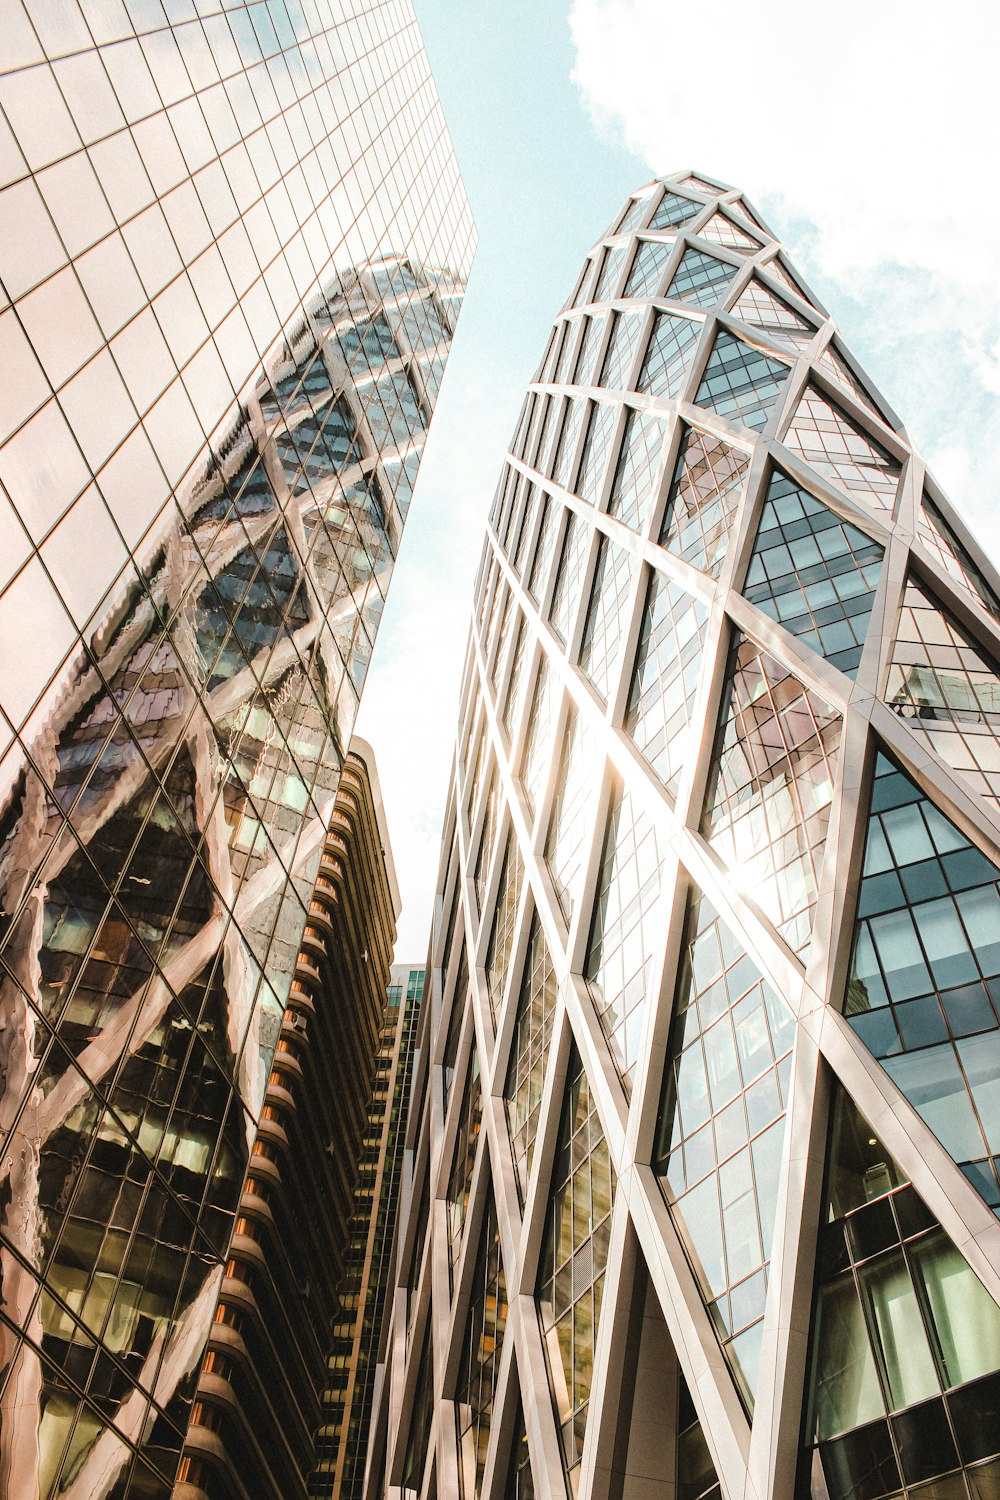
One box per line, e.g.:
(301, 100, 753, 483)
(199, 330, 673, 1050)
(568, 0, 1000, 553)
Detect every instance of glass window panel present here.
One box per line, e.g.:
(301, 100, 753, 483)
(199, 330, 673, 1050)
(579, 534, 636, 704)
(745, 467, 885, 678)
(784, 385, 901, 511)
(637, 312, 700, 400)
(504, 914, 558, 1201)
(626, 570, 709, 799)
(695, 330, 789, 433)
(916, 492, 1000, 621)
(847, 750, 1000, 1213)
(667, 248, 735, 310)
(660, 424, 750, 578)
(703, 634, 843, 954)
(585, 780, 663, 1090)
(607, 407, 666, 532)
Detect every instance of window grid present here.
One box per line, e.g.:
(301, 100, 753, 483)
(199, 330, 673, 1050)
(886, 575, 1000, 810)
(536, 1046, 615, 1480)
(667, 248, 736, 311)
(699, 212, 762, 252)
(527, 496, 560, 603)
(607, 407, 667, 532)
(731, 278, 814, 351)
(695, 330, 790, 433)
(585, 780, 664, 1090)
(446, 1047, 483, 1282)
(650, 190, 702, 230)
(552, 398, 587, 489)
(580, 534, 636, 705)
(502, 613, 530, 739)
(846, 751, 1000, 1215)
(703, 635, 843, 955)
(637, 312, 700, 400)
(598, 311, 645, 394)
(549, 513, 590, 646)
(504, 914, 558, 1202)
(744, 468, 885, 678)
(576, 402, 620, 508)
(454, 1182, 508, 1500)
(520, 659, 558, 818)
(626, 570, 710, 800)
(784, 386, 901, 511)
(486, 835, 524, 1022)
(624, 240, 672, 300)
(655, 889, 796, 1408)
(916, 495, 1000, 621)
(544, 705, 598, 924)
(660, 425, 751, 578)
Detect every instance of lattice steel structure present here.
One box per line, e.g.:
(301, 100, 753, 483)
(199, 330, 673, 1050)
(0, 5, 472, 1496)
(371, 172, 1000, 1500)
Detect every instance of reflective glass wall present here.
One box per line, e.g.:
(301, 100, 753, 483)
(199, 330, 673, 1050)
(0, 2, 472, 1494)
(368, 173, 1000, 1500)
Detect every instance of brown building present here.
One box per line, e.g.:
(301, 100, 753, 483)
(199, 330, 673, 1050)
(177, 741, 400, 1500)
(311, 962, 425, 1498)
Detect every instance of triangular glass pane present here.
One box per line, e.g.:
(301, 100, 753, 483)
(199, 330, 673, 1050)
(502, 613, 529, 736)
(696, 330, 790, 433)
(816, 340, 889, 424)
(511, 483, 537, 577)
(651, 190, 702, 230)
(580, 535, 636, 703)
(455, 1179, 508, 1500)
(731, 277, 814, 351)
(654, 885, 796, 1409)
(505, 1398, 536, 1499)
(887, 574, 1000, 811)
(486, 833, 524, 1020)
(637, 312, 701, 399)
(802, 1083, 1000, 1494)
(577, 401, 620, 505)
(681, 173, 724, 195)
(917, 493, 1000, 621)
(573, 312, 607, 389)
(552, 397, 587, 489)
(595, 244, 627, 302)
(446, 1046, 483, 1280)
(617, 191, 654, 235)
(699, 211, 761, 252)
(474, 765, 500, 910)
(784, 385, 900, 511)
(599, 310, 645, 392)
(762, 255, 812, 306)
(626, 571, 710, 799)
(703, 634, 843, 954)
(667, 248, 736, 310)
(549, 512, 590, 644)
(744, 468, 885, 678)
(527, 496, 559, 602)
(624, 239, 673, 299)
(660, 425, 750, 579)
(678, 1373, 723, 1498)
(520, 658, 557, 816)
(585, 779, 664, 1090)
(545, 704, 598, 923)
(608, 408, 667, 531)
(537, 1043, 615, 1481)
(846, 749, 1000, 1215)
(505, 913, 558, 1202)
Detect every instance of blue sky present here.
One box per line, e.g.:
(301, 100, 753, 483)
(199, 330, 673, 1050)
(358, 0, 1000, 958)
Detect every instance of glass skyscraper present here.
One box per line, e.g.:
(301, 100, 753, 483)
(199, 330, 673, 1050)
(371, 172, 1000, 1500)
(0, 3, 472, 1495)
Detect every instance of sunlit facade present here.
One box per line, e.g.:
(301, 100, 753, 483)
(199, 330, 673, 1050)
(371, 172, 1000, 1500)
(0, 3, 472, 1495)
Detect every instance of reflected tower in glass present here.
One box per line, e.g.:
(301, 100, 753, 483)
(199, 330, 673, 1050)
(369, 172, 1000, 1500)
(0, 4, 472, 1496)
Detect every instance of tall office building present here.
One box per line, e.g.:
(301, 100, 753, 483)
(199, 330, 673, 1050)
(312, 961, 424, 1499)
(0, 4, 472, 1496)
(371, 172, 1000, 1500)
(178, 742, 402, 1499)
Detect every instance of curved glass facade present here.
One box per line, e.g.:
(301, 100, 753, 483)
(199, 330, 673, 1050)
(368, 172, 1000, 1500)
(0, 4, 472, 1494)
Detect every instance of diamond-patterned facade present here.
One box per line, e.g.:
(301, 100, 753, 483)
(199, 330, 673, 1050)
(371, 173, 1000, 1500)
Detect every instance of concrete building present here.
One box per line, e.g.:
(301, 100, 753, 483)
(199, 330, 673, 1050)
(370, 172, 1000, 1500)
(0, 4, 472, 1494)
